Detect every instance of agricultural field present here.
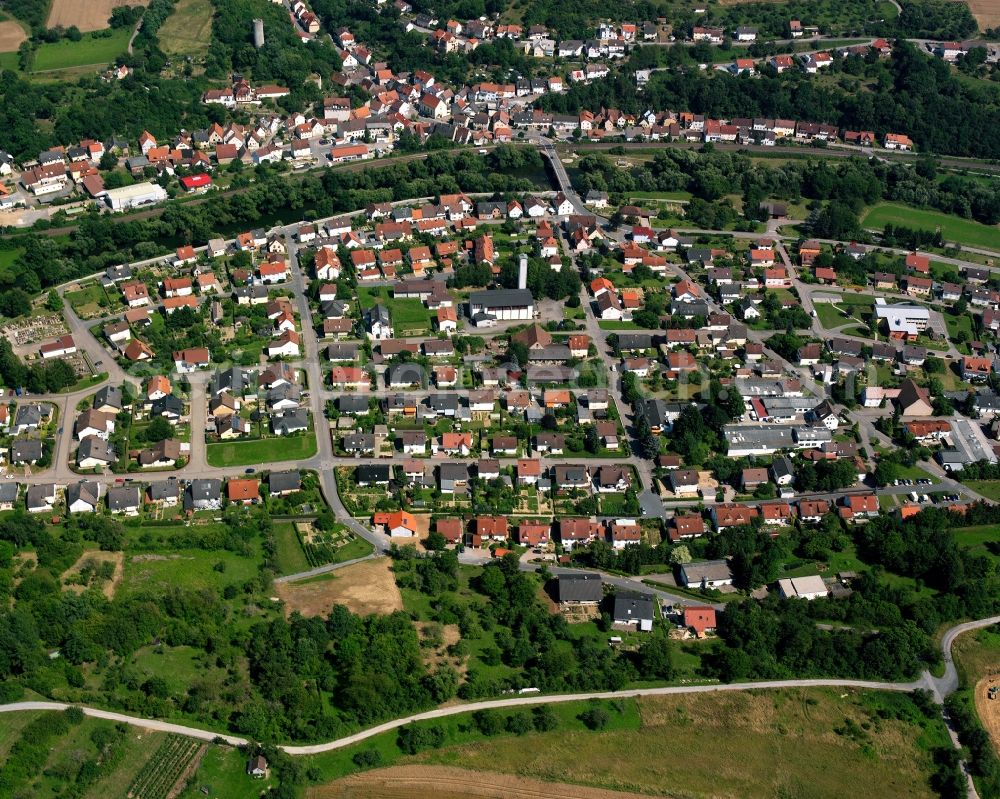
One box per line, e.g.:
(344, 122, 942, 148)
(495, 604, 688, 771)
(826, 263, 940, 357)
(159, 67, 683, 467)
(0, 18, 27, 54)
(273, 521, 373, 573)
(968, 0, 1000, 29)
(963, 481, 1000, 502)
(47, 0, 147, 32)
(205, 432, 318, 466)
(158, 0, 213, 57)
(127, 735, 204, 799)
(31, 29, 132, 72)
(122, 546, 264, 593)
(862, 203, 1000, 252)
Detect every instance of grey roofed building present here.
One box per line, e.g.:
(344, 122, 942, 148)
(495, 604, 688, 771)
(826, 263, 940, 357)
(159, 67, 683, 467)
(526, 365, 577, 384)
(26, 483, 56, 511)
(151, 394, 184, 419)
(427, 393, 460, 415)
(185, 478, 222, 510)
(356, 464, 390, 485)
(325, 342, 359, 361)
(14, 403, 43, 430)
(556, 573, 603, 603)
(338, 395, 370, 414)
(793, 426, 832, 446)
(267, 469, 301, 495)
(272, 408, 309, 435)
(613, 592, 654, 626)
(267, 383, 302, 408)
(670, 299, 708, 318)
(554, 464, 590, 487)
(771, 455, 794, 482)
(11, 439, 44, 464)
(343, 432, 375, 452)
(827, 337, 864, 357)
(643, 398, 685, 431)
(66, 480, 101, 510)
(77, 437, 114, 465)
(615, 333, 655, 351)
(320, 299, 348, 319)
(147, 478, 180, 503)
(528, 344, 572, 362)
(871, 341, 899, 361)
(211, 366, 255, 397)
(93, 385, 123, 412)
(439, 462, 470, 492)
(364, 303, 391, 329)
(107, 485, 141, 513)
(0, 482, 18, 505)
(468, 288, 534, 311)
(724, 424, 795, 456)
(105, 264, 134, 283)
(680, 559, 734, 587)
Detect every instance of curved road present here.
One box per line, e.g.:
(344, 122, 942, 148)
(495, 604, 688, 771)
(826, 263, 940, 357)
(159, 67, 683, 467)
(0, 616, 996, 758)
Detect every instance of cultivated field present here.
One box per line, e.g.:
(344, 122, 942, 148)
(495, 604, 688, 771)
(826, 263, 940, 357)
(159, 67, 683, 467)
(275, 558, 403, 616)
(158, 0, 213, 57)
(862, 202, 1000, 252)
(968, 0, 1000, 29)
(974, 676, 1000, 754)
(411, 689, 943, 799)
(312, 766, 654, 799)
(0, 20, 27, 52)
(47, 0, 147, 33)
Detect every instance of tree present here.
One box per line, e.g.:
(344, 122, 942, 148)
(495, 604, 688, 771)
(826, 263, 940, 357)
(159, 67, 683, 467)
(45, 290, 62, 312)
(579, 706, 609, 730)
(142, 416, 173, 443)
(669, 545, 692, 565)
(639, 634, 675, 680)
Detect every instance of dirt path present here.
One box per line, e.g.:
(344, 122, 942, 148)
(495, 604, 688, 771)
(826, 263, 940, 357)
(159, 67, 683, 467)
(308, 766, 665, 799)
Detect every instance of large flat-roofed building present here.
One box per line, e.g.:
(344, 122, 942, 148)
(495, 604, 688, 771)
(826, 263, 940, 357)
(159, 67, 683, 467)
(724, 424, 794, 456)
(104, 182, 169, 211)
(468, 289, 534, 323)
(874, 302, 929, 340)
(937, 418, 999, 471)
(680, 559, 733, 589)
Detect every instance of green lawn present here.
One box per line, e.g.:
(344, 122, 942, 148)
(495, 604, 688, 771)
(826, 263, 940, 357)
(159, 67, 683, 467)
(32, 30, 131, 72)
(963, 481, 1000, 501)
(273, 521, 310, 574)
(206, 433, 317, 467)
(626, 190, 693, 202)
(862, 203, 1000, 252)
(945, 311, 974, 342)
(358, 286, 433, 336)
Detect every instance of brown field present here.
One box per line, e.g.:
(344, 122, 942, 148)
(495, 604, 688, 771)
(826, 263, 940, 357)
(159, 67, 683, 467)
(0, 20, 26, 52)
(275, 558, 403, 616)
(968, 0, 1000, 29)
(61, 550, 124, 599)
(309, 766, 656, 799)
(46, 0, 147, 33)
(974, 677, 1000, 754)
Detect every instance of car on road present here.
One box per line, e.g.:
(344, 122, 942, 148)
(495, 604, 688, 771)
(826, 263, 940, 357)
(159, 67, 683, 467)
(245, 467, 255, 474)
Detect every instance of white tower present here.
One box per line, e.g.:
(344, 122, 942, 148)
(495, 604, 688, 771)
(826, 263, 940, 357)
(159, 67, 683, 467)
(518, 253, 528, 290)
(253, 18, 265, 48)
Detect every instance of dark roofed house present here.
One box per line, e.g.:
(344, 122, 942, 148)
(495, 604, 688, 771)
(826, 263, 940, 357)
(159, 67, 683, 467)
(356, 464, 390, 486)
(268, 469, 301, 495)
(612, 592, 654, 630)
(556, 573, 603, 604)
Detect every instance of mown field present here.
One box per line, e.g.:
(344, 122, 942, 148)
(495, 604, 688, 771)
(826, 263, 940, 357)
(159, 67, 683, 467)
(862, 203, 1000, 252)
(31, 29, 132, 72)
(205, 433, 318, 467)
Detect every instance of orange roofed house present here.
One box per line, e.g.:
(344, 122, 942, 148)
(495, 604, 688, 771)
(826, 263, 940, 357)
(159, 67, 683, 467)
(373, 510, 418, 537)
